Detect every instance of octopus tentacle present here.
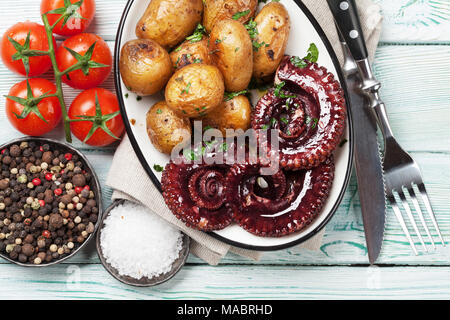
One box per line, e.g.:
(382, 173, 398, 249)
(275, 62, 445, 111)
(162, 160, 233, 231)
(252, 56, 346, 170)
(225, 157, 335, 237)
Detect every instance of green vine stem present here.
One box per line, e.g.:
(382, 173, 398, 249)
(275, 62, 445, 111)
(42, 13, 72, 143)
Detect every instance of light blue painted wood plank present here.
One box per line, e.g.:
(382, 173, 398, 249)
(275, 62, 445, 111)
(374, 0, 450, 43)
(372, 45, 450, 153)
(0, 264, 449, 299)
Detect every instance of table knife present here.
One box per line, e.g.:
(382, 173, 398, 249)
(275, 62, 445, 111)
(327, 0, 386, 264)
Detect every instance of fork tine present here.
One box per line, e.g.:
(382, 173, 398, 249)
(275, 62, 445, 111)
(388, 195, 418, 255)
(408, 187, 435, 250)
(418, 183, 445, 246)
(398, 190, 427, 251)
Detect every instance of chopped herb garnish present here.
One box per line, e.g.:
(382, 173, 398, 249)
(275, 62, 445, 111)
(290, 43, 319, 68)
(252, 40, 267, 51)
(136, 96, 142, 101)
(186, 24, 206, 43)
(280, 117, 289, 124)
(224, 90, 249, 101)
(235, 47, 240, 52)
(124, 93, 129, 99)
(153, 164, 164, 172)
(339, 139, 348, 147)
(232, 10, 250, 20)
(307, 117, 319, 129)
(245, 19, 258, 39)
(156, 108, 162, 114)
(183, 150, 196, 161)
(193, 58, 203, 64)
(203, 125, 213, 132)
(181, 82, 191, 95)
(270, 118, 278, 127)
(173, 46, 182, 52)
(218, 143, 228, 152)
(274, 82, 296, 99)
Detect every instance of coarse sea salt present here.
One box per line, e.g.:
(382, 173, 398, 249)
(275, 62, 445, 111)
(100, 201, 183, 280)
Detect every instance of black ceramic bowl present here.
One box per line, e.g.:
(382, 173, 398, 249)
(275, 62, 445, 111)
(0, 137, 103, 267)
(96, 200, 190, 287)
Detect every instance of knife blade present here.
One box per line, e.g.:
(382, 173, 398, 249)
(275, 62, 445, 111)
(327, 0, 386, 264)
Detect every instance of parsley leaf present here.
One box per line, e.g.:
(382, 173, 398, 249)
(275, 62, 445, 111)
(290, 43, 319, 68)
(186, 24, 206, 43)
(274, 82, 296, 99)
(232, 10, 250, 20)
(224, 90, 249, 101)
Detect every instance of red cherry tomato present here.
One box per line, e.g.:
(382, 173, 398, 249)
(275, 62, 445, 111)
(41, 0, 96, 36)
(5, 79, 62, 136)
(56, 33, 112, 90)
(68, 88, 124, 147)
(1, 22, 56, 76)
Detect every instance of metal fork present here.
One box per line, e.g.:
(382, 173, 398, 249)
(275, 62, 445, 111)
(356, 59, 445, 254)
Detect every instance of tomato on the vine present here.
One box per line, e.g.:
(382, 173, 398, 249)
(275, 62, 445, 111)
(5, 79, 62, 136)
(1, 22, 56, 76)
(41, 0, 96, 37)
(56, 33, 112, 90)
(68, 88, 124, 146)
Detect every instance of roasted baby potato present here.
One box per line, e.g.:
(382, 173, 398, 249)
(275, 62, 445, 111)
(165, 64, 225, 118)
(170, 37, 212, 70)
(136, 0, 204, 49)
(209, 19, 253, 92)
(146, 101, 192, 154)
(120, 39, 173, 96)
(253, 2, 291, 79)
(203, 0, 258, 32)
(202, 95, 252, 136)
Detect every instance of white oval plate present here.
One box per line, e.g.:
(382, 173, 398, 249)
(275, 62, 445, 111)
(114, 0, 354, 251)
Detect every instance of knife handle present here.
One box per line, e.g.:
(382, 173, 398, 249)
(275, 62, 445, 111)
(327, 0, 368, 61)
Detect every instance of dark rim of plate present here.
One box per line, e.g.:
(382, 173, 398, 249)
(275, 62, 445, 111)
(113, 0, 355, 252)
(0, 137, 103, 267)
(96, 199, 190, 287)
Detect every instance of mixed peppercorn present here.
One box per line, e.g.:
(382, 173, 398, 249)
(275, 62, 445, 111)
(0, 141, 99, 265)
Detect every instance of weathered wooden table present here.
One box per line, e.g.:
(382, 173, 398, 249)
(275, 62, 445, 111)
(0, 0, 449, 299)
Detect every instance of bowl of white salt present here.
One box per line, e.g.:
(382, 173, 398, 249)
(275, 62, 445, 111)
(96, 200, 190, 287)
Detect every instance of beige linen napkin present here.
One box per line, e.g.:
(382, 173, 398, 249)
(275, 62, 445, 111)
(107, 0, 383, 265)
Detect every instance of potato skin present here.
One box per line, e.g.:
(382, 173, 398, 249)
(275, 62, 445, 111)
(170, 37, 212, 70)
(165, 64, 225, 118)
(146, 101, 192, 154)
(120, 39, 173, 96)
(209, 19, 253, 92)
(203, 0, 258, 32)
(202, 95, 252, 136)
(253, 2, 290, 79)
(136, 0, 204, 49)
